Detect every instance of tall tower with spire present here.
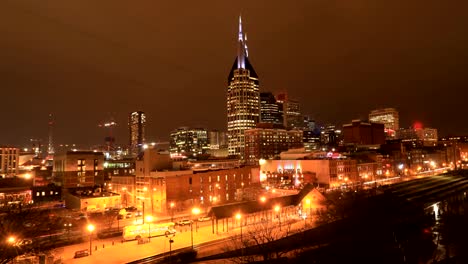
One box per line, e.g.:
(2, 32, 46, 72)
(227, 16, 260, 159)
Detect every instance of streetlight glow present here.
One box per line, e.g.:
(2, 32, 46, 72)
(274, 205, 281, 231)
(192, 207, 201, 215)
(7, 236, 15, 244)
(87, 224, 95, 255)
(87, 224, 95, 233)
(274, 205, 280, 213)
(236, 213, 243, 241)
(236, 213, 241, 220)
(191, 207, 201, 249)
(146, 215, 153, 241)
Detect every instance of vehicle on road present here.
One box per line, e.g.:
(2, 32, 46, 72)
(74, 249, 89, 258)
(176, 219, 193, 226)
(122, 222, 176, 241)
(197, 216, 211, 222)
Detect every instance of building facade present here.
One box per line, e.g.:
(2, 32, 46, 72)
(170, 127, 209, 157)
(260, 159, 358, 189)
(397, 127, 438, 147)
(342, 120, 385, 145)
(369, 108, 399, 138)
(129, 111, 146, 155)
(244, 125, 303, 165)
(303, 130, 321, 152)
(275, 93, 302, 129)
(227, 16, 260, 158)
(52, 151, 105, 188)
(111, 150, 259, 214)
(320, 125, 342, 147)
(0, 147, 19, 178)
(208, 130, 228, 150)
(260, 92, 283, 126)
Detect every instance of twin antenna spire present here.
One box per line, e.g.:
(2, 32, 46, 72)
(237, 15, 249, 69)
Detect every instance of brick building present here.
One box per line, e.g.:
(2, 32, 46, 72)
(343, 120, 385, 145)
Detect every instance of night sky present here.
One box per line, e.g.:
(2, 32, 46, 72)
(1, 0, 468, 147)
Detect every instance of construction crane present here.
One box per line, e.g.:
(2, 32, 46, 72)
(98, 118, 117, 152)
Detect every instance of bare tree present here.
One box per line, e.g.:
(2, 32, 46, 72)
(224, 219, 294, 263)
(102, 210, 119, 230)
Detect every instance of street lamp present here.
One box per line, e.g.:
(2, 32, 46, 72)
(191, 207, 201, 249)
(146, 215, 153, 242)
(260, 196, 267, 221)
(87, 224, 95, 255)
(274, 205, 281, 231)
(235, 213, 242, 242)
(122, 187, 128, 207)
(7, 236, 16, 245)
(170, 202, 175, 222)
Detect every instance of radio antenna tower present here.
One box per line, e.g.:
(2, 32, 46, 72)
(47, 113, 55, 155)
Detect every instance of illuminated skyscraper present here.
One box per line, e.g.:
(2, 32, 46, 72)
(227, 16, 260, 158)
(129, 111, 146, 155)
(260, 92, 283, 126)
(275, 93, 302, 129)
(369, 108, 399, 138)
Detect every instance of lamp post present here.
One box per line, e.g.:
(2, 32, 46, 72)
(191, 207, 200, 249)
(260, 196, 267, 221)
(122, 187, 128, 207)
(146, 215, 153, 242)
(170, 202, 175, 222)
(87, 224, 95, 255)
(235, 213, 242, 242)
(274, 205, 281, 231)
(6, 236, 17, 260)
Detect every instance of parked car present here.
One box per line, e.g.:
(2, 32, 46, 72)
(197, 216, 211, 222)
(125, 206, 138, 212)
(177, 219, 193, 226)
(74, 249, 89, 258)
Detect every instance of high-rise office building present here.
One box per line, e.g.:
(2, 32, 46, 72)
(227, 16, 260, 158)
(170, 127, 209, 157)
(260, 92, 283, 126)
(397, 126, 438, 147)
(321, 125, 342, 147)
(0, 147, 19, 178)
(369, 108, 399, 138)
(244, 125, 303, 165)
(129, 111, 146, 155)
(275, 93, 302, 129)
(208, 130, 228, 150)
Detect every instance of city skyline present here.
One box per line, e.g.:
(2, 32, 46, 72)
(1, 1, 468, 147)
